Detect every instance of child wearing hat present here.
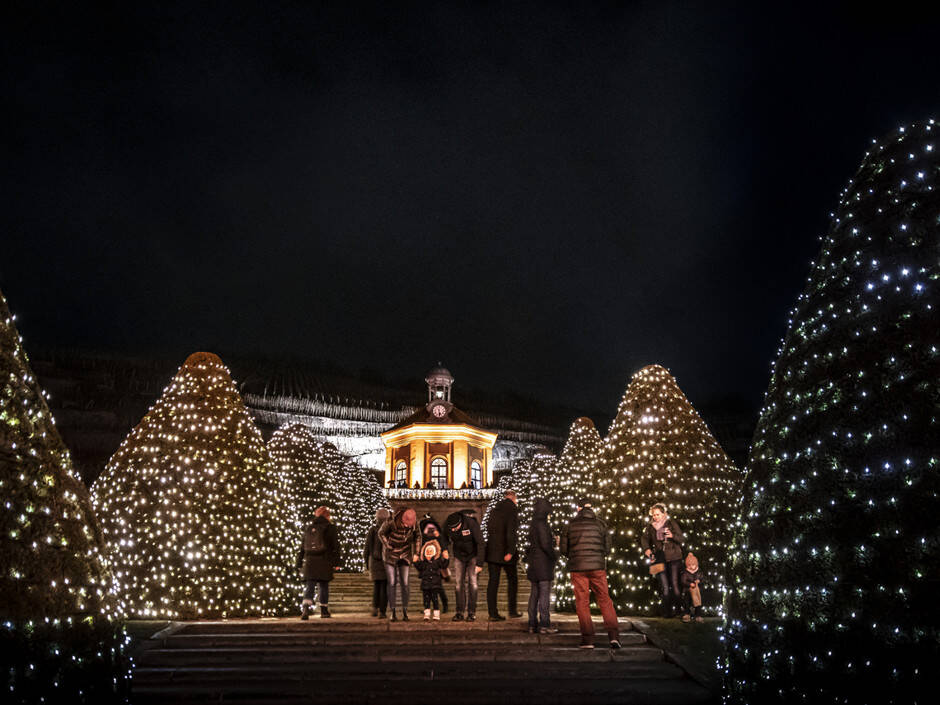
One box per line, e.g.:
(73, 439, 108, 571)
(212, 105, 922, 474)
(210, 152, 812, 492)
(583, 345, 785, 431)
(680, 552, 705, 623)
(415, 540, 449, 621)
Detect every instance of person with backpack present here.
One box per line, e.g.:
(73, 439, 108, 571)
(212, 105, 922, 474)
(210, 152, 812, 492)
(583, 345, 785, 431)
(363, 508, 391, 618)
(296, 506, 341, 619)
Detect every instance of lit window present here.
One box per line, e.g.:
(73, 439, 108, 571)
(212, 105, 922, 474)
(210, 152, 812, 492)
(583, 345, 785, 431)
(430, 457, 448, 488)
(395, 461, 407, 485)
(470, 460, 482, 489)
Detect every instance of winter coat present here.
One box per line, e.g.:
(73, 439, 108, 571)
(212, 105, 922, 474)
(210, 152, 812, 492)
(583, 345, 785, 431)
(364, 525, 387, 581)
(640, 518, 685, 563)
(378, 509, 420, 565)
(415, 555, 450, 591)
(525, 498, 558, 582)
(484, 498, 519, 564)
(446, 510, 485, 564)
(296, 516, 340, 581)
(560, 507, 611, 572)
(680, 567, 703, 592)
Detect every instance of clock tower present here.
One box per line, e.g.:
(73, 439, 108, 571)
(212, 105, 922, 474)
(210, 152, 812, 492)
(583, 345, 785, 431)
(381, 365, 497, 490)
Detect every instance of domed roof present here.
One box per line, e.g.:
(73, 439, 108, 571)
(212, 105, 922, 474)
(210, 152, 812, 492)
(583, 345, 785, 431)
(425, 363, 454, 386)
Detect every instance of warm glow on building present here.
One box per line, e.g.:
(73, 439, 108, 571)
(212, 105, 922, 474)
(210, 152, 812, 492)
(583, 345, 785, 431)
(380, 366, 497, 489)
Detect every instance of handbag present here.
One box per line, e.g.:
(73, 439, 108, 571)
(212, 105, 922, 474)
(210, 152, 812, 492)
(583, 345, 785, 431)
(649, 562, 665, 576)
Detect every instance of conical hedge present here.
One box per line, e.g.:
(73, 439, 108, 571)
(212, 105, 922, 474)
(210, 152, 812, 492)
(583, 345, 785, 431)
(0, 290, 129, 702)
(601, 365, 740, 614)
(553, 417, 604, 609)
(268, 425, 385, 572)
(723, 119, 940, 703)
(92, 352, 295, 618)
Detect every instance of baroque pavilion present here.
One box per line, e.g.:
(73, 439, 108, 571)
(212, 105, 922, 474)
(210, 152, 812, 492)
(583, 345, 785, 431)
(380, 366, 497, 490)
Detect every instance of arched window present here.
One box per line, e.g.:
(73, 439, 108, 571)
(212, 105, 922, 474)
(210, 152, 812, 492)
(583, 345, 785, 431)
(430, 456, 448, 488)
(395, 460, 408, 486)
(470, 460, 482, 489)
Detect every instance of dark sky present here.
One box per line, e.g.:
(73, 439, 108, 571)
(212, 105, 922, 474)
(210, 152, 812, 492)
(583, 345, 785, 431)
(3, 1, 938, 414)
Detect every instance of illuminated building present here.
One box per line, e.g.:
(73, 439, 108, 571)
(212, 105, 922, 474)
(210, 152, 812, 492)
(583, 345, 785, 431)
(381, 366, 497, 490)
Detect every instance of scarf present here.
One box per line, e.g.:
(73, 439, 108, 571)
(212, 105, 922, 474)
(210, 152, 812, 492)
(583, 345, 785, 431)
(651, 513, 669, 542)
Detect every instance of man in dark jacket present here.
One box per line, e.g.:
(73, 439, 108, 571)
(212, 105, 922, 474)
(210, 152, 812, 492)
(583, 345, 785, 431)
(560, 497, 620, 648)
(296, 506, 341, 619)
(445, 508, 485, 621)
(484, 490, 521, 620)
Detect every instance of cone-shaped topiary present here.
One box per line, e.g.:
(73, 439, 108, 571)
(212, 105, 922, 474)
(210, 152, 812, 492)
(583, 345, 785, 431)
(600, 365, 740, 614)
(0, 289, 129, 703)
(553, 417, 604, 609)
(92, 352, 295, 618)
(723, 119, 940, 704)
(269, 425, 386, 572)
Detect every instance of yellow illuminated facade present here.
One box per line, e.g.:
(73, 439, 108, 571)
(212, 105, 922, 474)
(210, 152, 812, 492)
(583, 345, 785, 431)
(380, 366, 497, 489)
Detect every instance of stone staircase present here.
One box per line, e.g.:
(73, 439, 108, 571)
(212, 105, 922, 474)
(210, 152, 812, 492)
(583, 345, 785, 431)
(327, 564, 529, 615)
(131, 570, 714, 704)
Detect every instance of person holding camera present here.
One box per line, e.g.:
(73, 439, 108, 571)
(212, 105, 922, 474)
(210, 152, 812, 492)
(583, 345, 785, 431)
(640, 503, 685, 618)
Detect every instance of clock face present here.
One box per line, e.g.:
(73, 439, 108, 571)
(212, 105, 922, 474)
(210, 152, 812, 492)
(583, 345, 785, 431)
(432, 404, 447, 418)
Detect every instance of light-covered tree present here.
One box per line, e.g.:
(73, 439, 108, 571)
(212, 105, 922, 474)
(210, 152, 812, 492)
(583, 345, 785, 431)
(269, 424, 386, 572)
(92, 352, 295, 618)
(723, 119, 940, 703)
(552, 417, 604, 610)
(0, 290, 129, 703)
(600, 365, 740, 614)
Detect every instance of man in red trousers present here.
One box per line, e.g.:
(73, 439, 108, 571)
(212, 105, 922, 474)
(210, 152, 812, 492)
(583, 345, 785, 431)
(560, 497, 621, 649)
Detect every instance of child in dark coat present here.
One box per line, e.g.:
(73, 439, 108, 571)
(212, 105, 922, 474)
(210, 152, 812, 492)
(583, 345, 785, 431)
(420, 515, 450, 613)
(680, 552, 704, 622)
(415, 540, 449, 621)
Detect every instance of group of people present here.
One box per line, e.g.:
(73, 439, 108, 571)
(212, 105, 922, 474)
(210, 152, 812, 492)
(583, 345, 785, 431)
(296, 493, 704, 647)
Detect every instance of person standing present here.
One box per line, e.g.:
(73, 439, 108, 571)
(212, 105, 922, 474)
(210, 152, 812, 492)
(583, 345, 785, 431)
(485, 489, 521, 620)
(445, 508, 485, 621)
(415, 540, 449, 621)
(560, 497, 621, 648)
(419, 514, 450, 613)
(363, 508, 391, 618)
(378, 507, 420, 621)
(296, 506, 340, 619)
(640, 503, 686, 618)
(525, 497, 558, 634)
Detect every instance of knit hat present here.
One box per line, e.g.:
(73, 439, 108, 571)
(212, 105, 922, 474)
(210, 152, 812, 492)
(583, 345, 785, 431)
(445, 512, 462, 530)
(685, 553, 699, 572)
(400, 508, 417, 527)
(577, 496, 592, 508)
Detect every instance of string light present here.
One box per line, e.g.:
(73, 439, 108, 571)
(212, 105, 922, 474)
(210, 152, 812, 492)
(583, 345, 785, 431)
(598, 365, 741, 615)
(0, 289, 130, 702)
(269, 423, 387, 572)
(722, 118, 939, 703)
(92, 352, 296, 618)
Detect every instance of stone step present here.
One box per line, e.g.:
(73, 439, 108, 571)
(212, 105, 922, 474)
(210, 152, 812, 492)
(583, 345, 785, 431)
(133, 661, 685, 683)
(130, 617, 713, 704)
(153, 631, 647, 648)
(169, 616, 608, 634)
(131, 673, 712, 705)
(139, 644, 663, 666)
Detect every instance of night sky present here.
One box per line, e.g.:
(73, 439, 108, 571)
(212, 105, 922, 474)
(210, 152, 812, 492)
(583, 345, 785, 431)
(3, 1, 938, 414)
